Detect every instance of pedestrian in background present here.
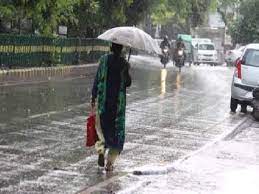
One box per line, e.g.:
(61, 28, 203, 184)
(91, 43, 131, 171)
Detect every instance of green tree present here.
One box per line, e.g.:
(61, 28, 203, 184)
(0, 0, 79, 36)
(68, 0, 100, 37)
(216, 0, 241, 26)
(0, 0, 215, 37)
(99, 0, 132, 28)
(125, 0, 153, 26)
(0, 0, 164, 37)
(31, 0, 80, 36)
(69, 0, 156, 37)
(151, 0, 214, 33)
(229, 0, 259, 44)
(0, 0, 15, 32)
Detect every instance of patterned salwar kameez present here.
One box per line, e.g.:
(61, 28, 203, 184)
(91, 53, 131, 169)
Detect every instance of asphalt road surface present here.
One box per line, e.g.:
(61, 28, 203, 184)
(0, 56, 255, 193)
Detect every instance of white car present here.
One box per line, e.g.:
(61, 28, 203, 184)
(225, 46, 246, 66)
(230, 44, 259, 113)
(193, 42, 218, 66)
(192, 38, 212, 47)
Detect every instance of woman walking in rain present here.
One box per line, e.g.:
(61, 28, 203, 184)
(91, 43, 131, 171)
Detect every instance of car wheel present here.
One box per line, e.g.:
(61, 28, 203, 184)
(252, 109, 259, 121)
(241, 104, 247, 113)
(230, 97, 238, 112)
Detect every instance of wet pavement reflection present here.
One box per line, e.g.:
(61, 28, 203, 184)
(160, 69, 167, 95)
(0, 56, 256, 194)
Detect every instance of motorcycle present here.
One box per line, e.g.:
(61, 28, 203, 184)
(252, 88, 259, 121)
(174, 48, 185, 72)
(160, 46, 170, 68)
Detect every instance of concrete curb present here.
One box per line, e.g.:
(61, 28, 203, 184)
(0, 63, 98, 86)
(0, 64, 97, 75)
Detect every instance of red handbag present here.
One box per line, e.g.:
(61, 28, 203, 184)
(85, 113, 97, 147)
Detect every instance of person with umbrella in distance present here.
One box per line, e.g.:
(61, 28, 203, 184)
(91, 42, 131, 171)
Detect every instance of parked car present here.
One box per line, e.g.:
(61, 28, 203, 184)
(225, 46, 246, 66)
(230, 43, 259, 113)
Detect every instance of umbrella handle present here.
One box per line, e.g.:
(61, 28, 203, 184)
(128, 48, 132, 62)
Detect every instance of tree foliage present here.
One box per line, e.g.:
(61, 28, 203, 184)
(0, 0, 216, 37)
(125, 0, 153, 26)
(0, 0, 80, 35)
(151, 0, 214, 31)
(68, 0, 155, 37)
(216, 0, 240, 26)
(229, 0, 259, 44)
(68, 0, 100, 37)
(0, 0, 153, 37)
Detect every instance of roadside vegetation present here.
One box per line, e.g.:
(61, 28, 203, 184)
(0, 0, 217, 37)
(0, 0, 258, 44)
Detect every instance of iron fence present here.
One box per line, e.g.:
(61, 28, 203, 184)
(0, 34, 110, 68)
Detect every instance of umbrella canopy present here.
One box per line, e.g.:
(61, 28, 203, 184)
(98, 26, 161, 55)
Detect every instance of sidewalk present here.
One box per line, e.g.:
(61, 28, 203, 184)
(124, 116, 259, 194)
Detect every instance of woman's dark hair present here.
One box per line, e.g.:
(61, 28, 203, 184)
(111, 43, 123, 56)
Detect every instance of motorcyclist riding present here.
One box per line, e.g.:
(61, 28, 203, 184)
(175, 37, 185, 50)
(160, 35, 171, 50)
(174, 37, 186, 72)
(160, 35, 171, 68)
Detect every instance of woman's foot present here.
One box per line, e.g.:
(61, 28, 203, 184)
(98, 154, 104, 167)
(105, 162, 114, 172)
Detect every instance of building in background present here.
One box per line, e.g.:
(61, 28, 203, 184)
(191, 11, 232, 64)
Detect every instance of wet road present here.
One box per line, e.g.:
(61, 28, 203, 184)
(0, 56, 255, 193)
